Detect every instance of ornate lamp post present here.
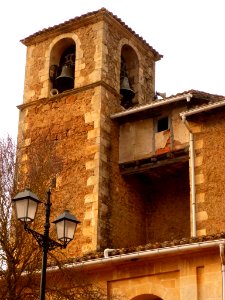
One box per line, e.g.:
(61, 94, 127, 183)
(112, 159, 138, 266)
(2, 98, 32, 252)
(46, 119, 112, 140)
(12, 188, 80, 300)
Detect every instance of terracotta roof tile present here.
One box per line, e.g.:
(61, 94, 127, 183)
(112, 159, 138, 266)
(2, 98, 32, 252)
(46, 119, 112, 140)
(20, 8, 162, 59)
(55, 232, 225, 266)
(167, 89, 225, 102)
(111, 89, 225, 120)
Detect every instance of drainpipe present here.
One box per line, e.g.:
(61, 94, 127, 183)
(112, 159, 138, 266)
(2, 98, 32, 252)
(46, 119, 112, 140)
(104, 248, 116, 258)
(220, 243, 225, 300)
(181, 114, 197, 237)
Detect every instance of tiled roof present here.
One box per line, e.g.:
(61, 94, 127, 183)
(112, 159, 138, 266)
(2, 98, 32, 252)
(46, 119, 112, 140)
(20, 8, 162, 59)
(180, 98, 225, 118)
(60, 232, 225, 265)
(111, 89, 225, 119)
(168, 89, 225, 102)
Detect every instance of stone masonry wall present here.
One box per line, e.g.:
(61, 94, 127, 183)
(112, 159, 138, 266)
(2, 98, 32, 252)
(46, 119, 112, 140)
(18, 12, 160, 255)
(97, 85, 149, 249)
(17, 88, 102, 257)
(190, 110, 225, 236)
(19, 19, 108, 256)
(106, 250, 221, 299)
(102, 18, 156, 105)
(47, 249, 222, 300)
(106, 118, 148, 248)
(23, 16, 157, 106)
(23, 20, 105, 104)
(145, 164, 190, 242)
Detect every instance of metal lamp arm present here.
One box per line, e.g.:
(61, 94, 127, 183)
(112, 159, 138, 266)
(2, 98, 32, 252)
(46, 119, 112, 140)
(24, 224, 66, 250)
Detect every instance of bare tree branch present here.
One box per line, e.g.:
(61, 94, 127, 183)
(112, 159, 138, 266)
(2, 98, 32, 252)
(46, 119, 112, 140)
(0, 136, 121, 299)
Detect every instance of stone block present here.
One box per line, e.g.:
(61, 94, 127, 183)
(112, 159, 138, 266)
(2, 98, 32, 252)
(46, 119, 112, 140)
(195, 156, 203, 167)
(196, 193, 205, 203)
(22, 154, 28, 161)
(75, 77, 84, 87)
(195, 173, 204, 185)
(88, 128, 100, 139)
(24, 138, 31, 146)
(94, 59, 102, 69)
(91, 97, 101, 111)
(85, 160, 97, 170)
(86, 144, 100, 154)
(87, 175, 97, 186)
(94, 119, 100, 129)
(84, 210, 94, 220)
(84, 112, 92, 124)
(85, 111, 99, 124)
(94, 151, 100, 160)
(192, 124, 202, 133)
(90, 69, 102, 81)
(94, 167, 99, 176)
(195, 139, 204, 149)
(197, 228, 206, 236)
(84, 193, 98, 203)
(27, 90, 35, 98)
(197, 211, 208, 222)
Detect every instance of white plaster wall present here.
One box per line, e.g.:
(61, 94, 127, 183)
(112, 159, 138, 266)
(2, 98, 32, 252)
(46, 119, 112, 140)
(119, 119, 153, 163)
(119, 106, 189, 163)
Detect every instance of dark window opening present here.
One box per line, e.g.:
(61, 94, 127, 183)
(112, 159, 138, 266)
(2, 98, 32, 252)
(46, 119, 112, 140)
(55, 46, 75, 93)
(120, 45, 138, 109)
(157, 117, 168, 132)
(49, 41, 76, 96)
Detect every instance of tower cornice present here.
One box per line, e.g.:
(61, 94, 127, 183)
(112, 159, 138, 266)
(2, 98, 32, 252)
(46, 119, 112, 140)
(20, 8, 162, 60)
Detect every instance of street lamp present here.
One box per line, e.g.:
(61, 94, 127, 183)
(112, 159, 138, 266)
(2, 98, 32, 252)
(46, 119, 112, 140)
(12, 188, 80, 300)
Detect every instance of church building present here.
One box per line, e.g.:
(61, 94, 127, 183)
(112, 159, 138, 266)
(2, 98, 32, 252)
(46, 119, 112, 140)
(17, 8, 225, 299)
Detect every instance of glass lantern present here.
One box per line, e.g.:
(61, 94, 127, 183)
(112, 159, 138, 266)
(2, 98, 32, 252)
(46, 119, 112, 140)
(12, 188, 42, 222)
(53, 210, 80, 245)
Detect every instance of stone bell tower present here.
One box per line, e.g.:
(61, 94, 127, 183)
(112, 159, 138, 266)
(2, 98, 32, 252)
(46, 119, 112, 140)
(17, 8, 162, 256)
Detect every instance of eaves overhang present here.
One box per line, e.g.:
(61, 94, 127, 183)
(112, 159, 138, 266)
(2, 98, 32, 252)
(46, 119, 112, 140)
(48, 239, 225, 272)
(111, 90, 225, 122)
(111, 93, 193, 120)
(180, 99, 225, 119)
(20, 8, 162, 60)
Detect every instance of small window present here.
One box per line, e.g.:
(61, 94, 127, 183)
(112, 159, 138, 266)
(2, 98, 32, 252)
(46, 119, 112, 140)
(157, 116, 169, 132)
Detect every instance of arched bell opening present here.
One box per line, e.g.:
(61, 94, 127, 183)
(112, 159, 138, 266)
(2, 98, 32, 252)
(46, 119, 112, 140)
(131, 294, 163, 300)
(49, 38, 76, 95)
(120, 45, 139, 108)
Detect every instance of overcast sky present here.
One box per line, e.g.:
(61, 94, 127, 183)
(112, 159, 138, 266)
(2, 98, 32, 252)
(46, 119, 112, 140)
(1, 0, 225, 138)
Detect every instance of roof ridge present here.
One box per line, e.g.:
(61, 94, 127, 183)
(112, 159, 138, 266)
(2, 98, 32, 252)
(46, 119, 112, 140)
(168, 89, 225, 99)
(20, 8, 162, 58)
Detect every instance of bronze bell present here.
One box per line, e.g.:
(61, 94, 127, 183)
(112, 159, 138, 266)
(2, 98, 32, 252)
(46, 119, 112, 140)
(55, 64, 74, 93)
(120, 76, 135, 108)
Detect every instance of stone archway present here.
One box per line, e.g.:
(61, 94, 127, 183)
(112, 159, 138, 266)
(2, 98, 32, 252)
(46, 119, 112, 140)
(131, 295, 163, 300)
